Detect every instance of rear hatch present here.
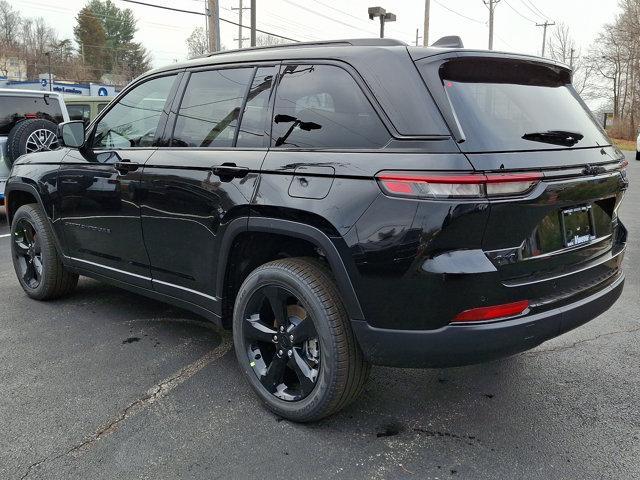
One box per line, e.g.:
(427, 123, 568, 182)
(415, 54, 628, 310)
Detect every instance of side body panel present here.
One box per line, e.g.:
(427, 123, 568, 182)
(254, 151, 480, 330)
(57, 149, 155, 288)
(140, 149, 263, 312)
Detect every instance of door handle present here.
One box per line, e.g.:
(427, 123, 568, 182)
(211, 163, 249, 179)
(114, 160, 140, 174)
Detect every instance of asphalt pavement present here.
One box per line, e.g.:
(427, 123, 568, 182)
(1, 154, 638, 480)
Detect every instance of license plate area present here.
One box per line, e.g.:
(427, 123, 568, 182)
(561, 205, 596, 247)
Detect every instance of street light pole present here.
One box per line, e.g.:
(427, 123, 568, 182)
(45, 52, 52, 92)
(368, 6, 396, 39)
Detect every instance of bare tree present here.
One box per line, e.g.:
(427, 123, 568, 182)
(186, 27, 208, 58)
(547, 22, 576, 65)
(546, 22, 596, 98)
(255, 34, 288, 47)
(587, 0, 640, 138)
(0, 0, 21, 47)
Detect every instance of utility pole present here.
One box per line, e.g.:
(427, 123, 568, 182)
(484, 0, 500, 50)
(231, 0, 250, 49)
(415, 28, 422, 46)
(250, 0, 256, 46)
(207, 0, 220, 52)
(536, 20, 555, 57)
(204, 0, 209, 48)
(423, 0, 430, 46)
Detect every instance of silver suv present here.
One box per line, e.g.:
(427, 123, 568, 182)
(0, 89, 69, 206)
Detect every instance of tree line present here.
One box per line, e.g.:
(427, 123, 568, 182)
(0, 0, 151, 85)
(588, 0, 640, 139)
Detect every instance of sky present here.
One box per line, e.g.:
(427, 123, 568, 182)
(11, 0, 621, 68)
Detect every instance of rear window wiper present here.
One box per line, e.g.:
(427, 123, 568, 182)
(522, 130, 584, 147)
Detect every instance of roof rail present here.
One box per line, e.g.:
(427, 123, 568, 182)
(204, 38, 407, 58)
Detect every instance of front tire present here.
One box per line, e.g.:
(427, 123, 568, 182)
(11, 204, 78, 300)
(233, 258, 370, 422)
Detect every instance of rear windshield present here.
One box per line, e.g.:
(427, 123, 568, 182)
(0, 95, 64, 135)
(432, 58, 610, 152)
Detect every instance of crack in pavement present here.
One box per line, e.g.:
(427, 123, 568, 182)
(19, 332, 232, 480)
(523, 324, 640, 356)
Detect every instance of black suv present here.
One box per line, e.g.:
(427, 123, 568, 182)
(6, 39, 628, 421)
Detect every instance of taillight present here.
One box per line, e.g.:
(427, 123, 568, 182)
(376, 172, 542, 199)
(452, 300, 530, 323)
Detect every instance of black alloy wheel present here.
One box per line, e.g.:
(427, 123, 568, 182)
(10, 204, 79, 300)
(233, 258, 370, 422)
(242, 285, 321, 402)
(13, 218, 43, 289)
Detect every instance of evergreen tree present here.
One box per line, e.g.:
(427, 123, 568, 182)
(86, 0, 136, 72)
(118, 41, 152, 81)
(73, 6, 108, 80)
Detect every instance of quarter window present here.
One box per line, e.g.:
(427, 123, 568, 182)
(172, 68, 254, 148)
(92, 75, 176, 149)
(271, 64, 389, 149)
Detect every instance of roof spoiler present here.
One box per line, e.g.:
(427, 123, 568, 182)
(431, 36, 464, 49)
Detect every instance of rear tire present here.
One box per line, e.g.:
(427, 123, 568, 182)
(6, 119, 59, 167)
(11, 204, 78, 300)
(233, 257, 370, 422)
(635, 150, 640, 160)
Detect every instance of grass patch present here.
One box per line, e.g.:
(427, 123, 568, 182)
(611, 138, 636, 151)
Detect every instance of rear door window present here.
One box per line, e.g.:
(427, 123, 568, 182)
(271, 64, 390, 149)
(171, 68, 254, 148)
(0, 95, 64, 134)
(426, 58, 610, 152)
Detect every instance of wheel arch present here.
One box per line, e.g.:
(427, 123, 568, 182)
(5, 182, 43, 225)
(5, 181, 67, 259)
(217, 217, 365, 328)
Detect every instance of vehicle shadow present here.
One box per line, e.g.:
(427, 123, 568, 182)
(52, 279, 604, 446)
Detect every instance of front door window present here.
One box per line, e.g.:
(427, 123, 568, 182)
(92, 75, 176, 149)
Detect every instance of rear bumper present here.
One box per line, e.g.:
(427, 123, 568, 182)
(352, 272, 624, 368)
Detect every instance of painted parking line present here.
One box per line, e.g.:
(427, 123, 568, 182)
(0, 233, 10, 238)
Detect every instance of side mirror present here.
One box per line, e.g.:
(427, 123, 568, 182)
(58, 121, 86, 148)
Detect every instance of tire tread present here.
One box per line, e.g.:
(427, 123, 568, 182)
(236, 257, 369, 422)
(11, 204, 78, 300)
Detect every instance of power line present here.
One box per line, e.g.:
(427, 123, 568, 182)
(280, 0, 377, 36)
(503, 0, 538, 23)
(310, 0, 416, 37)
(21, 0, 198, 33)
(119, 0, 207, 16)
(516, 0, 546, 20)
(521, 0, 549, 19)
(433, 0, 485, 25)
(118, 0, 300, 42)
